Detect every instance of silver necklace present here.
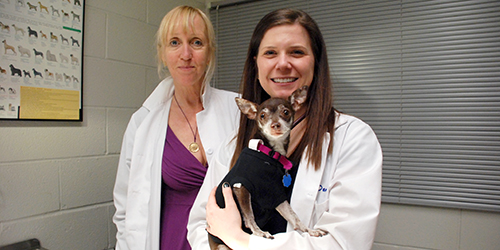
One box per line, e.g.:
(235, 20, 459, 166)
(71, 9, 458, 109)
(173, 94, 200, 153)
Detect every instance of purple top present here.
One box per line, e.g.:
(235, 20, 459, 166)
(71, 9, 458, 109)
(160, 125, 207, 250)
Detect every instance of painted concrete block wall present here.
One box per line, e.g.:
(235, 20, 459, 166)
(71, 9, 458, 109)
(373, 204, 500, 250)
(0, 0, 204, 249)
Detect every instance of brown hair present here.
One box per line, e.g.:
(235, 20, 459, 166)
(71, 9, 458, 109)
(155, 6, 216, 93)
(231, 9, 336, 170)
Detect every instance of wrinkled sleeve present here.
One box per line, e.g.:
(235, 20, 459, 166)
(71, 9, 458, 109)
(112, 109, 145, 250)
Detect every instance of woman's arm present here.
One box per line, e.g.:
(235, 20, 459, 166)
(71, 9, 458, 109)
(206, 185, 251, 250)
(112, 122, 135, 250)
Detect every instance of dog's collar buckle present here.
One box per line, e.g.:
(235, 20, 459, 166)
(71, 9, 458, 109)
(256, 142, 293, 171)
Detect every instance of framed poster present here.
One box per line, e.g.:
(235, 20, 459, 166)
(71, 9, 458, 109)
(0, 0, 84, 121)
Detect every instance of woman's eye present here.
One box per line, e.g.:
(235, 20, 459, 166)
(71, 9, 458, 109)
(292, 50, 305, 55)
(169, 40, 179, 46)
(193, 40, 203, 46)
(263, 50, 276, 56)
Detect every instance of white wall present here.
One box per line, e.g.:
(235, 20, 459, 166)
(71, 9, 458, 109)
(0, 0, 204, 249)
(373, 204, 500, 250)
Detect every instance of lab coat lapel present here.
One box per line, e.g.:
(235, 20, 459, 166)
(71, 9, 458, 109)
(289, 134, 330, 228)
(125, 78, 174, 248)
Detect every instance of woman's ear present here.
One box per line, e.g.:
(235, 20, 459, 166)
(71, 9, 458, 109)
(164, 55, 168, 66)
(160, 46, 168, 67)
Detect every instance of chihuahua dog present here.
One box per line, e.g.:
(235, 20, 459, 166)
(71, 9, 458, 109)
(209, 86, 327, 250)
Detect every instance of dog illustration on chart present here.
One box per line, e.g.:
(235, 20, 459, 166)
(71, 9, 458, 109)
(45, 69, 54, 80)
(33, 48, 43, 58)
(0, 22, 10, 33)
(50, 32, 58, 42)
(63, 73, 71, 82)
(60, 34, 69, 45)
(46, 50, 57, 62)
(70, 54, 79, 65)
(18, 46, 31, 57)
(70, 36, 80, 47)
(59, 53, 69, 63)
(61, 10, 70, 21)
(70, 11, 80, 22)
(23, 70, 31, 78)
(40, 30, 48, 39)
(2, 40, 16, 55)
(38, 1, 49, 13)
(12, 24, 25, 36)
(10, 64, 22, 77)
(50, 5, 60, 16)
(27, 26, 38, 38)
(27, 2, 37, 11)
(33, 68, 43, 78)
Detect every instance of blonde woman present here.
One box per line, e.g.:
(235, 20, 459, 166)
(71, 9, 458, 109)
(113, 6, 240, 250)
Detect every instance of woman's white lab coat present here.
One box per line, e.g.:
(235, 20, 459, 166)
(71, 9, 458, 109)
(188, 112, 382, 250)
(113, 77, 240, 250)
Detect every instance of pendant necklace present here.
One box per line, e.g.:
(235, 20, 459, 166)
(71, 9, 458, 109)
(173, 94, 200, 153)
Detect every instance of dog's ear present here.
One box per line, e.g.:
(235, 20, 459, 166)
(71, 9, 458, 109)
(289, 86, 308, 111)
(235, 97, 258, 120)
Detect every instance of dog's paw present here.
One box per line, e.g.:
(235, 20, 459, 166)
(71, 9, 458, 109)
(253, 230, 274, 239)
(307, 228, 328, 237)
(216, 245, 232, 250)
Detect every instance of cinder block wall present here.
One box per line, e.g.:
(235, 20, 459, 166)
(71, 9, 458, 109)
(0, 0, 204, 249)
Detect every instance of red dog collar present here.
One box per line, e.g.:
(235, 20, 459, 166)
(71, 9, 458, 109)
(256, 143, 293, 171)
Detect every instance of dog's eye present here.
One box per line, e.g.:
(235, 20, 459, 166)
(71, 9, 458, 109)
(260, 113, 266, 120)
(282, 109, 290, 116)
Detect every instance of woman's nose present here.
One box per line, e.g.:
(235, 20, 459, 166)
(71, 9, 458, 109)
(180, 44, 192, 60)
(276, 54, 291, 70)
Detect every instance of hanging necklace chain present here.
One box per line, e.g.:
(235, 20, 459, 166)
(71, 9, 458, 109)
(292, 113, 306, 129)
(173, 93, 200, 153)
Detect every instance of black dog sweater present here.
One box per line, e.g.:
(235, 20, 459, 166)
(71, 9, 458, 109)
(210, 146, 295, 244)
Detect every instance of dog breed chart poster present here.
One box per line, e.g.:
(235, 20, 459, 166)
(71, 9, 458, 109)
(0, 0, 83, 120)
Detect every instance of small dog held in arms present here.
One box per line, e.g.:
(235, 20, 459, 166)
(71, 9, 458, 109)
(209, 86, 327, 250)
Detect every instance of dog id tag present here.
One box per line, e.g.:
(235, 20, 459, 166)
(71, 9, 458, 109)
(283, 171, 292, 187)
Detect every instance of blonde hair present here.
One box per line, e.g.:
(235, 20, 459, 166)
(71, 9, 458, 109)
(155, 6, 216, 91)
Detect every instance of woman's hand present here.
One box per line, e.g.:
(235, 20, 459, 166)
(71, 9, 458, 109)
(206, 184, 251, 250)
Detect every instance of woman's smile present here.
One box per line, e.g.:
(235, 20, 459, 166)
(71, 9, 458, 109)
(272, 77, 298, 83)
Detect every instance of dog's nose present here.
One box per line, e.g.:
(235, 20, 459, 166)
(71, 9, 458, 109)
(271, 123, 281, 129)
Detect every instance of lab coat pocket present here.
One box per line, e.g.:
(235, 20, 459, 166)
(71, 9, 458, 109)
(312, 198, 329, 226)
